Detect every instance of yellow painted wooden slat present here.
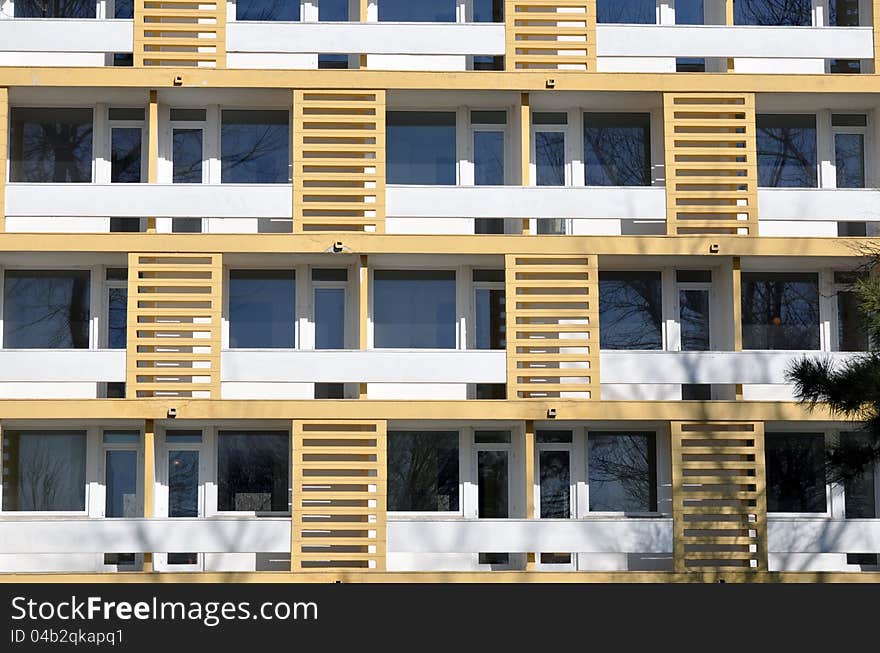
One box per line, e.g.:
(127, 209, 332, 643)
(505, 0, 596, 70)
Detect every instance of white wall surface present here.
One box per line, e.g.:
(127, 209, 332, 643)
(0, 19, 132, 53)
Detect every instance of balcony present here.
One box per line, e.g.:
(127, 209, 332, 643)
(760, 188, 880, 223)
(596, 25, 873, 72)
(0, 18, 133, 66)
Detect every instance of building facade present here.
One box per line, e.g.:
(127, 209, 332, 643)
(0, 0, 878, 581)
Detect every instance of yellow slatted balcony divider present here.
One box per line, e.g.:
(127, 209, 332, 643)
(671, 421, 768, 574)
(505, 0, 596, 71)
(126, 253, 222, 399)
(663, 92, 759, 236)
(134, 0, 226, 68)
(293, 90, 385, 232)
(505, 255, 599, 399)
(0, 87, 6, 233)
(291, 420, 387, 571)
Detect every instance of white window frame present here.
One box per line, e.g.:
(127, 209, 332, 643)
(674, 274, 714, 352)
(309, 267, 353, 351)
(830, 113, 870, 190)
(96, 428, 144, 572)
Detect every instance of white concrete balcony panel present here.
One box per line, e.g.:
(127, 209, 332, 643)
(0, 350, 124, 382)
(388, 519, 672, 554)
(227, 22, 505, 56)
(386, 185, 666, 220)
(768, 519, 880, 554)
(5, 183, 293, 220)
(0, 18, 133, 53)
(0, 518, 290, 554)
(597, 24, 872, 60)
(759, 188, 880, 222)
(222, 350, 505, 384)
(600, 350, 861, 385)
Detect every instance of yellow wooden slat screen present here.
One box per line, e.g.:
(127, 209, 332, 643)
(126, 253, 222, 398)
(671, 421, 768, 573)
(505, 0, 596, 71)
(505, 255, 599, 399)
(664, 93, 758, 236)
(293, 90, 385, 232)
(134, 0, 226, 68)
(291, 420, 386, 571)
(0, 88, 6, 234)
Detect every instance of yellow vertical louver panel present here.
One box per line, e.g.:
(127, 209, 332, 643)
(293, 90, 385, 233)
(126, 253, 222, 398)
(505, 255, 599, 399)
(134, 0, 226, 68)
(664, 92, 759, 236)
(291, 420, 386, 571)
(671, 421, 768, 574)
(0, 87, 7, 233)
(505, 0, 596, 71)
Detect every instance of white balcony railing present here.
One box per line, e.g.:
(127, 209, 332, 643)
(0, 18, 133, 53)
(0, 350, 124, 382)
(759, 188, 880, 222)
(227, 22, 505, 57)
(597, 24, 873, 61)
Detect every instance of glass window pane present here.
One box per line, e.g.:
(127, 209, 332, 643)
(373, 270, 456, 348)
(475, 430, 511, 444)
(471, 111, 507, 125)
(675, 0, 703, 24)
(540, 450, 571, 518)
(14, 0, 95, 17)
(843, 432, 877, 518)
(680, 288, 710, 351)
(537, 430, 573, 444)
(108, 287, 128, 349)
(172, 129, 203, 184)
(217, 431, 290, 512)
(1, 431, 87, 511)
(757, 115, 818, 187)
(229, 270, 296, 348)
(111, 128, 142, 183)
(168, 450, 199, 517)
(379, 0, 455, 21)
(473, 0, 503, 22)
(105, 450, 138, 518)
(10, 108, 93, 183)
(588, 432, 657, 512)
(838, 290, 869, 352)
(103, 431, 139, 444)
(3, 270, 91, 349)
(388, 431, 459, 511)
(387, 112, 457, 185)
(599, 271, 663, 350)
(312, 268, 348, 282)
(766, 433, 826, 512)
(236, 0, 300, 20)
(315, 288, 345, 349)
(742, 272, 820, 350)
(597, 0, 655, 23)
(169, 109, 206, 122)
(475, 288, 506, 350)
(220, 110, 290, 184)
(319, 0, 348, 20)
(830, 0, 860, 25)
(478, 450, 509, 518)
(835, 133, 865, 189)
(166, 431, 202, 444)
(109, 109, 144, 123)
(536, 131, 565, 186)
(474, 131, 504, 185)
(735, 0, 811, 25)
(584, 113, 651, 186)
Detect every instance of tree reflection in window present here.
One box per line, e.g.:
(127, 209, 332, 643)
(379, 0, 455, 22)
(766, 433, 826, 512)
(584, 113, 651, 186)
(10, 108, 93, 183)
(217, 432, 290, 512)
(236, 0, 299, 21)
(742, 272, 819, 350)
(734, 0, 811, 26)
(1, 431, 87, 512)
(3, 270, 90, 349)
(588, 432, 657, 512)
(388, 431, 459, 511)
(220, 110, 290, 183)
(14, 0, 95, 17)
(540, 451, 570, 518)
(756, 114, 817, 187)
(168, 451, 199, 517)
(596, 0, 655, 24)
(599, 271, 663, 350)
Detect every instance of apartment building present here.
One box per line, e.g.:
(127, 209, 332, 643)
(0, 0, 877, 581)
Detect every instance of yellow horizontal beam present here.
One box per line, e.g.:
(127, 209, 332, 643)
(1, 570, 878, 584)
(1, 68, 879, 93)
(0, 399, 844, 421)
(0, 234, 872, 257)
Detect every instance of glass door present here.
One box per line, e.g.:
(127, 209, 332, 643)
(536, 430, 574, 567)
(532, 112, 569, 235)
(475, 430, 511, 566)
(99, 430, 142, 571)
(160, 430, 204, 571)
(170, 108, 207, 233)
